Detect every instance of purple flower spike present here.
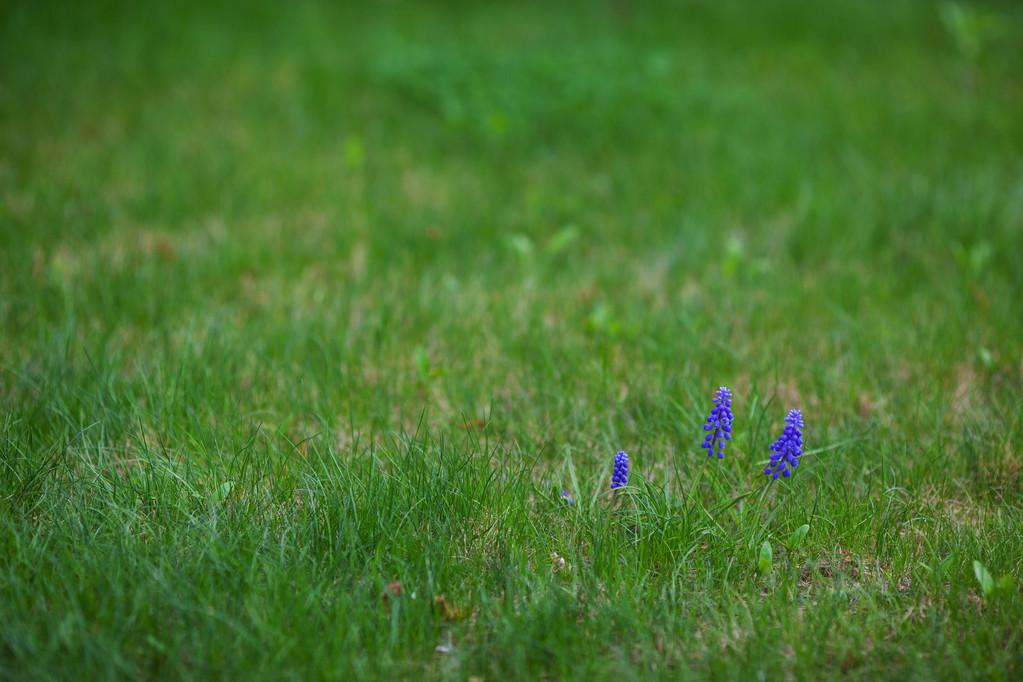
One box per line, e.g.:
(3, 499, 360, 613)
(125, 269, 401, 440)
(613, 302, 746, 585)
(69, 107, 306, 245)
(611, 451, 629, 490)
(560, 489, 575, 504)
(701, 387, 733, 459)
(765, 409, 804, 479)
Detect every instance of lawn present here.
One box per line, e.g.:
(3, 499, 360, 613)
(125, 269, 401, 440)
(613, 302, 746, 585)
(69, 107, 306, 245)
(2, 0, 1022, 679)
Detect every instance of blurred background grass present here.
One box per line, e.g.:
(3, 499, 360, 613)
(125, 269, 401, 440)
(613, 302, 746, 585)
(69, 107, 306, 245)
(1, 0, 1022, 678)
(3, 0, 1021, 488)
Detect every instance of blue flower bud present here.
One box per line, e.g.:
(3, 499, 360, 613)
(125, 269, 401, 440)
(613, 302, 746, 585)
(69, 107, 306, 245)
(701, 387, 734, 460)
(611, 451, 629, 490)
(765, 409, 804, 479)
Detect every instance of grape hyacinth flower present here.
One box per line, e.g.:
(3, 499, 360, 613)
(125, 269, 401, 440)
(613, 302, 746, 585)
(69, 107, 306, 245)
(701, 386, 733, 459)
(610, 450, 629, 490)
(764, 409, 804, 479)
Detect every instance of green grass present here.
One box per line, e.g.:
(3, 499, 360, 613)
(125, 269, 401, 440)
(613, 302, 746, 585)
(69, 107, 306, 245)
(2, 0, 1023, 678)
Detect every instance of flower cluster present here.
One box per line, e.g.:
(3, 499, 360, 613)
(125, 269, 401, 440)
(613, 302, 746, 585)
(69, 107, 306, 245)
(764, 409, 804, 479)
(569, 390, 809, 507)
(701, 386, 733, 459)
(610, 450, 629, 490)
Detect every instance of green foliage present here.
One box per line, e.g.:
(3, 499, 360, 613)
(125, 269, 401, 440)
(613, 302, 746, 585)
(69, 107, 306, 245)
(788, 524, 810, 550)
(758, 540, 774, 576)
(939, 2, 1006, 61)
(1, 0, 1022, 679)
(973, 560, 995, 597)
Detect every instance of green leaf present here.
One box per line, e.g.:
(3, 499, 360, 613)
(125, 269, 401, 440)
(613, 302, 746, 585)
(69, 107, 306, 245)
(939, 2, 1003, 61)
(973, 560, 994, 596)
(722, 236, 745, 278)
(587, 302, 620, 336)
(344, 135, 364, 169)
(506, 234, 534, 258)
(788, 524, 810, 549)
(758, 541, 773, 575)
(212, 480, 235, 504)
(546, 225, 579, 255)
